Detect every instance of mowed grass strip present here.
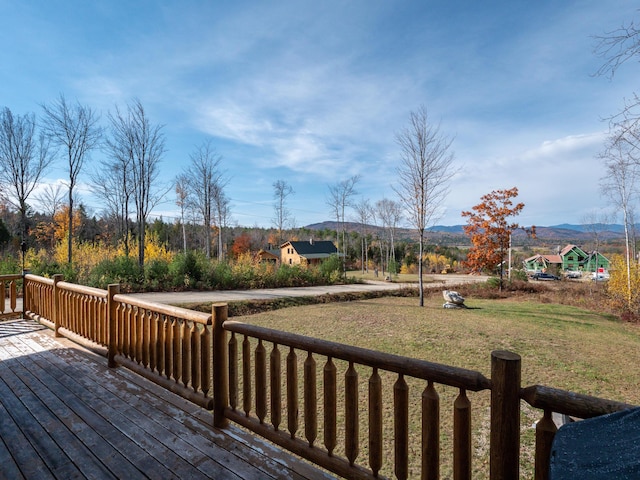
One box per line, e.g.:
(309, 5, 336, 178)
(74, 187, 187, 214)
(233, 295, 640, 479)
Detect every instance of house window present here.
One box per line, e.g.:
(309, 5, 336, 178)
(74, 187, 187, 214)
(289, 259, 292, 265)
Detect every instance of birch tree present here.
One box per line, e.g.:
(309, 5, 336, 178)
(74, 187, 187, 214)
(600, 132, 638, 309)
(272, 179, 294, 245)
(181, 141, 223, 258)
(353, 198, 373, 274)
(41, 95, 101, 265)
(327, 175, 359, 276)
(375, 198, 403, 276)
(393, 105, 456, 306)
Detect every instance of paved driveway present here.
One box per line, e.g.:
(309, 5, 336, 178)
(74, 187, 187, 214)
(128, 274, 484, 305)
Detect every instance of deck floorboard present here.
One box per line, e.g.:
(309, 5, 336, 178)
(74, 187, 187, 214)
(0, 319, 336, 480)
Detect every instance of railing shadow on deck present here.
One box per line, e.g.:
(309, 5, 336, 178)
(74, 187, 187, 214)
(19, 273, 637, 480)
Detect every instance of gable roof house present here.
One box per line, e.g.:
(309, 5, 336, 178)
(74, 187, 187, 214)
(256, 247, 281, 265)
(523, 244, 610, 273)
(281, 240, 337, 266)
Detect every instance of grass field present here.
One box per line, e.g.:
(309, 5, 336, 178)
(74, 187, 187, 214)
(233, 292, 640, 478)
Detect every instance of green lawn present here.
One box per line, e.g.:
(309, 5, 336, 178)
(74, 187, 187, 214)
(234, 295, 640, 478)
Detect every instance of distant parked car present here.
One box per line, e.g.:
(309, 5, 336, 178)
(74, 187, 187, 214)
(590, 271, 610, 281)
(532, 272, 560, 281)
(564, 270, 582, 279)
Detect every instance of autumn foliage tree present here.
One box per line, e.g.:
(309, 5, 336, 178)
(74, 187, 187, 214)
(462, 187, 525, 288)
(231, 233, 252, 258)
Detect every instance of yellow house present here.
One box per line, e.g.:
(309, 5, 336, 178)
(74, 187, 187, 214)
(280, 239, 337, 266)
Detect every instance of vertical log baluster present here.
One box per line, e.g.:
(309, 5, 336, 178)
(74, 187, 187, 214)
(182, 320, 191, 388)
(173, 317, 181, 384)
(535, 409, 557, 480)
(149, 312, 158, 373)
(242, 335, 252, 417)
(191, 324, 200, 393)
(136, 308, 143, 363)
(394, 374, 409, 480)
(287, 347, 298, 439)
(142, 310, 150, 368)
(369, 367, 383, 476)
(345, 361, 359, 466)
(453, 388, 471, 480)
(124, 305, 132, 359)
(324, 357, 337, 456)
(422, 381, 440, 480)
(304, 351, 317, 447)
(229, 332, 238, 410)
(157, 314, 166, 376)
(255, 339, 267, 424)
(270, 343, 282, 431)
(201, 325, 211, 396)
(165, 317, 175, 379)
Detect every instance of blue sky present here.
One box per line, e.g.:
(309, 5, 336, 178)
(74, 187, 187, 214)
(1, 1, 638, 228)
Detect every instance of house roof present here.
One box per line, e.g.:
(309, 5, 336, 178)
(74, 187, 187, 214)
(524, 254, 562, 264)
(257, 249, 280, 259)
(284, 240, 337, 256)
(560, 244, 587, 257)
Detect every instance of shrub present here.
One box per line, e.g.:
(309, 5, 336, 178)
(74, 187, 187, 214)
(169, 251, 205, 289)
(87, 256, 143, 291)
(319, 254, 342, 282)
(144, 258, 171, 290)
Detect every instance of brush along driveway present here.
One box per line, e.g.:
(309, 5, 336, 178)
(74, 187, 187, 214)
(129, 274, 484, 305)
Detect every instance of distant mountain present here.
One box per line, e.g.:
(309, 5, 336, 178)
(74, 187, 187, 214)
(549, 223, 626, 234)
(305, 221, 626, 245)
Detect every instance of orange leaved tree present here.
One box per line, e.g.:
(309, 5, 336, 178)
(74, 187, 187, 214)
(461, 187, 524, 289)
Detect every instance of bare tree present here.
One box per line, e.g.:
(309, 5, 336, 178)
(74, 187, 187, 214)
(41, 94, 101, 265)
(175, 174, 190, 254)
(327, 175, 360, 276)
(34, 183, 65, 217)
(600, 133, 639, 308)
(213, 183, 231, 260)
(107, 99, 166, 267)
(353, 198, 373, 274)
(375, 198, 403, 277)
(272, 179, 294, 245)
(0, 107, 53, 239)
(593, 19, 640, 79)
(394, 105, 456, 306)
(92, 157, 133, 254)
(180, 141, 224, 258)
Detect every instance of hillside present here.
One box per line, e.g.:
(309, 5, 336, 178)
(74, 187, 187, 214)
(304, 221, 625, 247)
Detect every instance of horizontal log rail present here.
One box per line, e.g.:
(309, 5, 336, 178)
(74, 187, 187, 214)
(0, 274, 21, 320)
(215, 311, 494, 480)
(18, 274, 638, 480)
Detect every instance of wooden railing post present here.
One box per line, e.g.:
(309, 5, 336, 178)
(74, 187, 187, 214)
(107, 284, 120, 368)
(490, 350, 521, 480)
(213, 303, 229, 428)
(52, 274, 64, 337)
(22, 273, 28, 316)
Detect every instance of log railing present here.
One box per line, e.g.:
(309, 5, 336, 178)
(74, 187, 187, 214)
(23, 274, 214, 409)
(213, 305, 495, 480)
(110, 289, 213, 409)
(0, 274, 22, 320)
(19, 274, 637, 479)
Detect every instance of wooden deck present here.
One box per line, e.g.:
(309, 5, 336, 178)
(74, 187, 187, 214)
(0, 319, 335, 480)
